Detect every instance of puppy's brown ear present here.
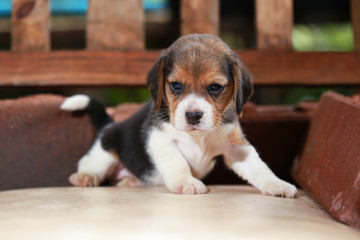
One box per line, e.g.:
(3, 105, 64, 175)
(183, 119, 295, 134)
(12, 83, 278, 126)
(147, 52, 167, 112)
(231, 55, 254, 115)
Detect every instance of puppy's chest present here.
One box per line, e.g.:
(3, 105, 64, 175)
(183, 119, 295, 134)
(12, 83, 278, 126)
(175, 131, 223, 179)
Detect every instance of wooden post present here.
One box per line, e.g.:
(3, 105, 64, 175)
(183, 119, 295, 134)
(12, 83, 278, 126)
(87, 0, 145, 50)
(255, 0, 293, 50)
(351, 0, 360, 51)
(11, 0, 50, 52)
(181, 0, 219, 36)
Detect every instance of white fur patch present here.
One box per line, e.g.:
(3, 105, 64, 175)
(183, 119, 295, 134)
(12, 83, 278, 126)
(146, 122, 234, 193)
(77, 138, 118, 181)
(60, 94, 90, 111)
(174, 94, 214, 131)
(229, 145, 297, 198)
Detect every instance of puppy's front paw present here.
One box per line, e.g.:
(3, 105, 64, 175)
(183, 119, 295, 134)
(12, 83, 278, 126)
(69, 173, 100, 187)
(261, 179, 297, 198)
(171, 177, 209, 194)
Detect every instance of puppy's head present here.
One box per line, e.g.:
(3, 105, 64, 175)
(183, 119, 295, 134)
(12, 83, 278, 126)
(147, 34, 253, 131)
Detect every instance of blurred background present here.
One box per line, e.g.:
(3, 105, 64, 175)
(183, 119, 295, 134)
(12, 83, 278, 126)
(0, 0, 356, 105)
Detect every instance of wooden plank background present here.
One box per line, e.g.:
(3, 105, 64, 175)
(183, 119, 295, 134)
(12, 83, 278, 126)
(351, 0, 360, 51)
(255, 0, 293, 50)
(87, 0, 144, 50)
(2, 0, 359, 88)
(0, 51, 359, 87)
(11, 0, 50, 52)
(181, 0, 219, 36)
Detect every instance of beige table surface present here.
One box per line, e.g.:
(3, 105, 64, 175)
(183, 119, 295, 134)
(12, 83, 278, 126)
(0, 185, 359, 240)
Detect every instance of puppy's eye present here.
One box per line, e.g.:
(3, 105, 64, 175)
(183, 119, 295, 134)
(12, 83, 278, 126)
(169, 81, 184, 94)
(207, 83, 224, 96)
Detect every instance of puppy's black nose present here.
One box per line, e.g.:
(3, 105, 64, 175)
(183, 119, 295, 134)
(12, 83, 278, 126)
(185, 111, 203, 125)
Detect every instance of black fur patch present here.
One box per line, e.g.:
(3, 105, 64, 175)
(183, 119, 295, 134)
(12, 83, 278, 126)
(221, 107, 237, 124)
(100, 100, 169, 180)
(85, 99, 113, 130)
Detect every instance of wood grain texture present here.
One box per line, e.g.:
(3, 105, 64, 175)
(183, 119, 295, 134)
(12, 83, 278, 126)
(87, 0, 144, 50)
(255, 0, 293, 50)
(0, 51, 359, 87)
(11, 0, 50, 52)
(0, 51, 159, 87)
(351, 0, 360, 51)
(181, 0, 219, 36)
(239, 51, 360, 85)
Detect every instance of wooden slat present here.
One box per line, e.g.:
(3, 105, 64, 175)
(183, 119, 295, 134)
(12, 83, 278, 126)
(351, 0, 360, 51)
(87, 0, 144, 50)
(255, 0, 293, 50)
(181, 0, 219, 36)
(240, 51, 360, 85)
(11, 0, 50, 52)
(0, 51, 158, 87)
(0, 51, 359, 87)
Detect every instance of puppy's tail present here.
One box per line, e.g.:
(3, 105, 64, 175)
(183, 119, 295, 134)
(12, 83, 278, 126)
(60, 94, 113, 130)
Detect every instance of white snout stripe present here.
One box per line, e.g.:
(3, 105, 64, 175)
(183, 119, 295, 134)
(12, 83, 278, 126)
(174, 94, 214, 131)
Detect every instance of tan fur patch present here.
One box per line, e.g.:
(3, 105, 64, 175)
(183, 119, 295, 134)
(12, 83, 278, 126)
(155, 60, 166, 112)
(227, 125, 246, 146)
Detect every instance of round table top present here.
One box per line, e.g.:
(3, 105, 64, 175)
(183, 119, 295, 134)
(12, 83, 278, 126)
(0, 185, 359, 240)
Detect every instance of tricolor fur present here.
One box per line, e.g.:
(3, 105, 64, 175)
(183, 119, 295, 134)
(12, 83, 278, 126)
(61, 34, 297, 197)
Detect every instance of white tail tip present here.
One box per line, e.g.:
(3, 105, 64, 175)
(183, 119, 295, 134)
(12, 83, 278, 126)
(60, 94, 90, 111)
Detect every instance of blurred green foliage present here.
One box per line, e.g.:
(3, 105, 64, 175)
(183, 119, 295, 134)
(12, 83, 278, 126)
(282, 87, 355, 104)
(101, 88, 151, 106)
(292, 22, 354, 51)
(220, 32, 247, 49)
(277, 22, 355, 105)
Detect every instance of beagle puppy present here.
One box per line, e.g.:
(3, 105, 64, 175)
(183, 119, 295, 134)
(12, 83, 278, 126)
(61, 34, 297, 197)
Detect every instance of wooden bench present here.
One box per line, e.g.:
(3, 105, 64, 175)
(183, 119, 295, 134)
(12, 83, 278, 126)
(1, 0, 359, 230)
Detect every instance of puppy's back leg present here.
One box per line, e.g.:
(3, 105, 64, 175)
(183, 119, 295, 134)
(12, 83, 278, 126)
(69, 138, 118, 187)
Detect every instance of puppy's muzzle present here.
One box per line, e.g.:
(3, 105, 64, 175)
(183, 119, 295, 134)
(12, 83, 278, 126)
(185, 111, 203, 125)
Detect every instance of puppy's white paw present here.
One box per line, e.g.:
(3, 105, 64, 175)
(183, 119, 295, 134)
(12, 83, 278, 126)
(171, 177, 209, 194)
(69, 173, 101, 187)
(116, 176, 143, 187)
(260, 179, 297, 198)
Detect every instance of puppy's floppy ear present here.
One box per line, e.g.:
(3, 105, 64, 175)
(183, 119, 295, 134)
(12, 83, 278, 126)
(230, 54, 254, 115)
(147, 51, 168, 112)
